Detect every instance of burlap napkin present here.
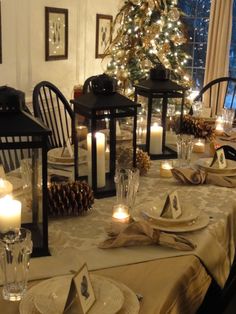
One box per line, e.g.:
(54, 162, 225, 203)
(99, 220, 196, 251)
(172, 167, 236, 188)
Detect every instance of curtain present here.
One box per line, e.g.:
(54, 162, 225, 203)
(203, 0, 233, 115)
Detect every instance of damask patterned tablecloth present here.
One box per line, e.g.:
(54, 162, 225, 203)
(48, 160, 236, 288)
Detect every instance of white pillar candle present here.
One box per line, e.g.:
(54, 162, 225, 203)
(0, 179, 13, 198)
(76, 125, 88, 141)
(193, 138, 205, 153)
(150, 123, 163, 154)
(87, 132, 106, 188)
(160, 160, 173, 178)
(0, 195, 21, 233)
(112, 204, 130, 223)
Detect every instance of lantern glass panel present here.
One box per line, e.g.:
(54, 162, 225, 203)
(0, 141, 47, 256)
(71, 92, 140, 198)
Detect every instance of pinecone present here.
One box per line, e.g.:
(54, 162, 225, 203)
(48, 181, 94, 217)
(136, 148, 151, 176)
(116, 146, 151, 176)
(180, 115, 214, 140)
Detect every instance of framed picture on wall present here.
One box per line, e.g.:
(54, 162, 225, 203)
(95, 14, 113, 59)
(45, 7, 68, 61)
(0, 1, 2, 64)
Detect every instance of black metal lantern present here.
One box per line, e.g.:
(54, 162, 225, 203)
(71, 79, 140, 198)
(134, 77, 188, 159)
(0, 103, 51, 257)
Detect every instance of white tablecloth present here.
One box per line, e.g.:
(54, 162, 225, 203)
(48, 160, 236, 288)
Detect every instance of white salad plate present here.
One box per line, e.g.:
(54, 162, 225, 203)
(141, 212, 210, 233)
(136, 200, 201, 227)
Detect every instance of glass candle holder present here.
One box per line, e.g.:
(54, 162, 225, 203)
(176, 134, 194, 167)
(0, 228, 32, 301)
(193, 138, 205, 153)
(112, 204, 130, 223)
(160, 160, 173, 178)
(215, 116, 224, 136)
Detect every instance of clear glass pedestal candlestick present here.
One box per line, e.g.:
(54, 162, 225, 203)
(114, 167, 140, 216)
(0, 228, 32, 301)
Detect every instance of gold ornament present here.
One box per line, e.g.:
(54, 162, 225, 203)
(168, 8, 180, 22)
(151, 23, 162, 34)
(171, 33, 187, 46)
(116, 69, 129, 80)
(141, 59, 152, 68)
(122, 70, 129, 79)
(117, 50, 125, 58)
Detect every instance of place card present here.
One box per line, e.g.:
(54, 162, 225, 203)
(216, 148, 227, 169)
(160, 191, 182, 219)
(66, 264, 96, 314)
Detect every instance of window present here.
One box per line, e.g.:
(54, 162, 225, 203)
(178, 0, 211, 90)
(229, 1, 236, 80)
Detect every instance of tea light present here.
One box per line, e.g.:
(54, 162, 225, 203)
(150, 123, 163, 154)
(215, 116, 224, 136)
(0, 195, 21, 233)
(193, 138, 205, 153)
(0, 179, 13, 197)
(160, 160, 173, 178)
(112, 204, 130, 223)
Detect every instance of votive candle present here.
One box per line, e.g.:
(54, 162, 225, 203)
(160, 160, 173, 178)
(112, 204, 130, 223)
(193, 138, 205, 153)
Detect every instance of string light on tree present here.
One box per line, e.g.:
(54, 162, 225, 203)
(105, 0, 191, 95)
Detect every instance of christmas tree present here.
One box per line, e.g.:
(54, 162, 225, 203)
(105, 0, 191, 95)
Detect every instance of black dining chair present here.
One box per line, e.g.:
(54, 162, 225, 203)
(0, 99, 32, 173)
(193, 77, 236, 117)
(32, 81, 78, 179)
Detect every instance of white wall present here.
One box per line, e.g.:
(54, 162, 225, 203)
(0, 0, 120, 102)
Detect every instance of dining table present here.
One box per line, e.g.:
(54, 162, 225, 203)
(1, 133, 236, 314)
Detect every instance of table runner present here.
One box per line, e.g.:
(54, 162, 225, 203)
(48, 161, 236, 288)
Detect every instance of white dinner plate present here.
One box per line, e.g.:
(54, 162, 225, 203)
(136, 200, 201, 226)
(141, 212, 210, 233)
(20, 274, 124, 314)
(104, 276, 140, 314)
(48, 147, 87, 166)
(195, 158, 236, 175)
